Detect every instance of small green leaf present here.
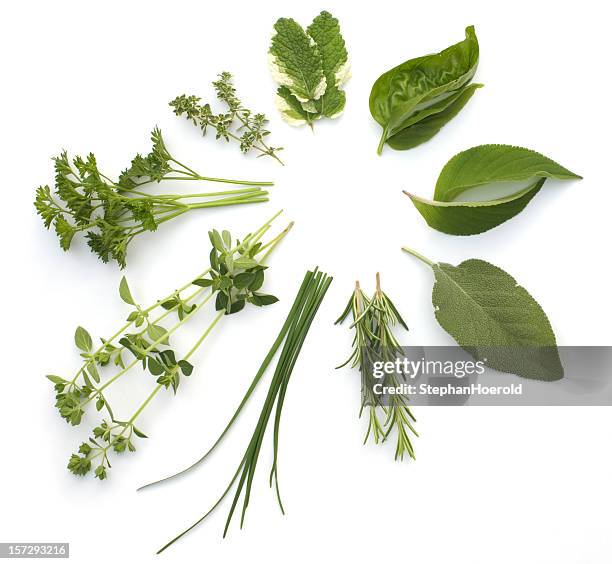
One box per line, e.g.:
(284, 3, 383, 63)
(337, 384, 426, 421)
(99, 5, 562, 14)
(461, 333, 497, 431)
(178, 360, 194, 376)
(147, 324, 169, 345)
(193, 278, 213, 287)
(75, 326, 93, 352)
(228, 299, 246, 314)
(96, 397, 104, 411)
(249, 269, 265, 291)
(233, 272, 255, 289)
(222, 230, 231, 248)
(46, 375, 65, 385)
(132, 426, 148, 439)
(147, 357, 164, 376)
(215, 291, 228, 311)
(161, 298, 178, 310)
(119, 276, 135, 305)
(234, 257, 258, 270)
(209, 230, 225, 252)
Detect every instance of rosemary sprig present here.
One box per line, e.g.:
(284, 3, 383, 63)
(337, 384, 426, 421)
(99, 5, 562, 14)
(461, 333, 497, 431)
(47, 211, 292, 479)
(170, 72, 284, 165)
(35, 127, 272, 267)
(141, 269, 332, 552)
(336, 273, 418, 460)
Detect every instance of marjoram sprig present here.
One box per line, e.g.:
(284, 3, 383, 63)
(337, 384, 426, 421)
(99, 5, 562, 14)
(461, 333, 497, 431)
(47, 211, 291, 480)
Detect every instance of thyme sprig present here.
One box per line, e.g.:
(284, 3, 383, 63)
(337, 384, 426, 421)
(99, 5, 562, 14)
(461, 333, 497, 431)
(35, 127, 272, 267)
(170, 72, 284, 165)
(47, 211, 291, 479)
(336, 273, 418, 460)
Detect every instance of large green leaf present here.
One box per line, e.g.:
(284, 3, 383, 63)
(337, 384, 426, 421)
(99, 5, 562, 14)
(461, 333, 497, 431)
(404, 249, 563, 380)
(386, 83, 482, 151)
(369, 26, 480, 154)
(407, 178, 544, 235)
(408, 145, 582, 235)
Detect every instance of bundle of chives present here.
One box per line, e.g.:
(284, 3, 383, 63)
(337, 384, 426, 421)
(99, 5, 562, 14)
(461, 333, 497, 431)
(142, 268, 332, 553)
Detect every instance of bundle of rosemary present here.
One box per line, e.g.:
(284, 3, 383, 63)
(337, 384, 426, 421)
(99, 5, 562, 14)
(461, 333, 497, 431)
(47, 211, 291, 480)
(138, 268, 333, 552)
(35, 128, 272, 267)
(336, 273, 417, 460)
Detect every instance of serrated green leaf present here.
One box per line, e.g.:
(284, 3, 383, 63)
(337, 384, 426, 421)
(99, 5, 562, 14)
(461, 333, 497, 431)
(269, 17, 326, 106)
(407, 145, 582, 235)
(119, 276, 135, 305)
(74, 326, 93, 352)
(275, 86, 312, 126)
(307, 11, 349, 119)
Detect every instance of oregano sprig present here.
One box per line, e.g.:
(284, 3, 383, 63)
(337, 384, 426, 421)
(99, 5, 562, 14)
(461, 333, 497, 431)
(35, 127, 273, 267)
(47, 212, 292, 480)
(170, 72, 284, 164)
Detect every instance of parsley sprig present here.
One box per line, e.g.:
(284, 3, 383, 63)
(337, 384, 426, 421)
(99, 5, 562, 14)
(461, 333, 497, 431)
(47, 212, 291, 480)
(35, 128, 272, 267)
(170, 72, 284, 165)
(336, 273, 418, 460)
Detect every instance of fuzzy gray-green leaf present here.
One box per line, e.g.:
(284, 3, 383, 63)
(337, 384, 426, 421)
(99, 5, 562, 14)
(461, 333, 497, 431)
(431, 258, 563, 380)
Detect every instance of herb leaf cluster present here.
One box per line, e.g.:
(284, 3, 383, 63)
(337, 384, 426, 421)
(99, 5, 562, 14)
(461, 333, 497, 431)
(170, 72, 283, 164)
(35, 128, 272, 267)
(336, 274, 417, 461)
(47, 213, 290, 479)
(269, 11, 350, 127)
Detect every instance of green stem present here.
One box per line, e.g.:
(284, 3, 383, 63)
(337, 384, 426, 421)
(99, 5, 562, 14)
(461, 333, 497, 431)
(376, 128, 388, 156)
(401, 246, 434, 267)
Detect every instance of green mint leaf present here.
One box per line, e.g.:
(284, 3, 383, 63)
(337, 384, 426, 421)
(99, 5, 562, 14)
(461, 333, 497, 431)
(307, 11, 349, 119)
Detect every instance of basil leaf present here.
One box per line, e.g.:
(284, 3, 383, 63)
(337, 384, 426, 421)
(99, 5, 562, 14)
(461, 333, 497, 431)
(386, 83, 482, 151)
(370, 26, 480, 154)
(408, 145, 582, 235)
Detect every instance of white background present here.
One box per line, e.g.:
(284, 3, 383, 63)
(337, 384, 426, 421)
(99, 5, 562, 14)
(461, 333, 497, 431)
(1, 1, 611, 562)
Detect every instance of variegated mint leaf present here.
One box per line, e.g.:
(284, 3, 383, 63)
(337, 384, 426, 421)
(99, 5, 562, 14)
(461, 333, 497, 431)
(269, 17, 326, 106)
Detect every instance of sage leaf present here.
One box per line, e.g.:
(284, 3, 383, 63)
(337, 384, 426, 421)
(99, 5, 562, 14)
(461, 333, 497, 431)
(402, 248, 563, 381)
(407, 145, 582, 235)
(370, 26, 480, 154)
